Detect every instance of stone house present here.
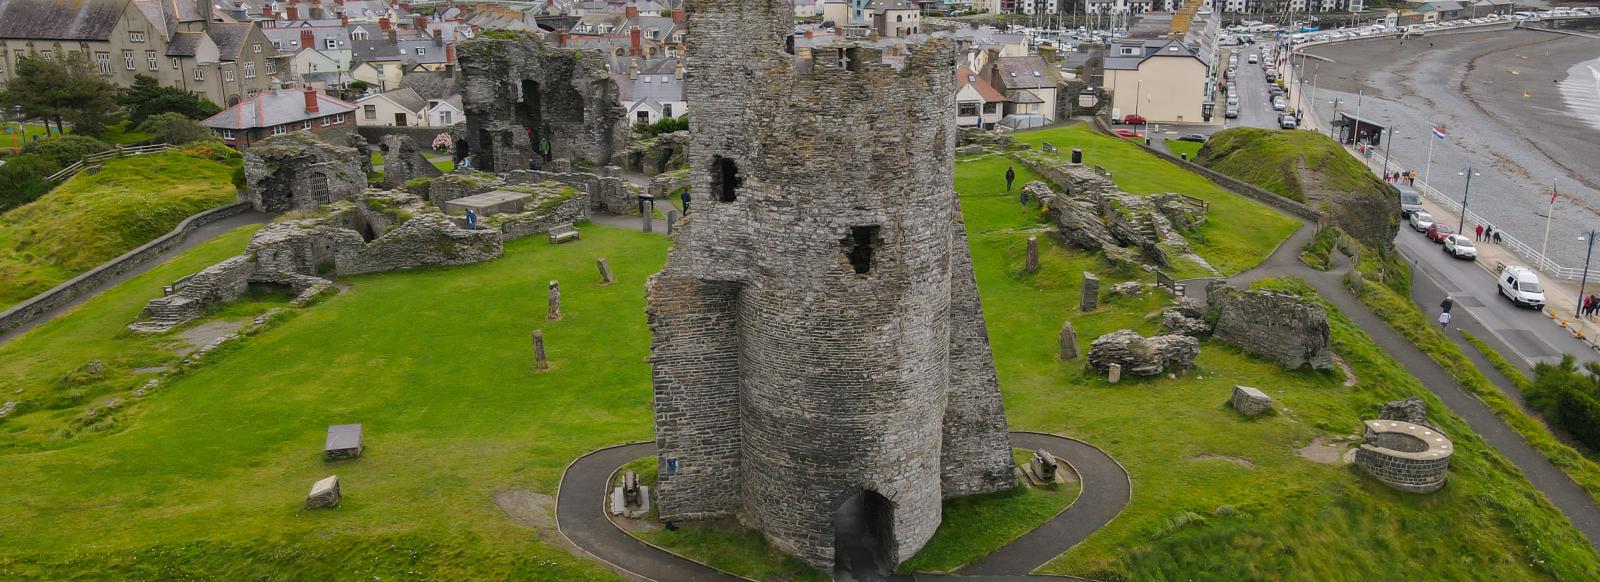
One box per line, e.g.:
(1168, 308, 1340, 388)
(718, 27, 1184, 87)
(261, 25, 354, 88)
(354, 86, 428, 126)
(201, 85, 356, 148)
(1102, 39, 1209, 124)
(0, 0, 284, 107)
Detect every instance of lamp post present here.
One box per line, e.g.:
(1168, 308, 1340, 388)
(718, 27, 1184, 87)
(1456, 167, 1480, 234)
(1579, 230, 1596, 319)
(1380, 127, 1399, 177)
(1542, 177, 1559, 266)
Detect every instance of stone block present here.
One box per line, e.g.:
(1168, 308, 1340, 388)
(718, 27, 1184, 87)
(1230, 385, 1273, 417)
(1081, 272, 1100, 312)
(1088, 330, 1199, 377)
(1058, 320, 1078, 360)
(443, 190, 533, 217)
(1209, 286, 1332, 370)
(306, 475, 341, 509)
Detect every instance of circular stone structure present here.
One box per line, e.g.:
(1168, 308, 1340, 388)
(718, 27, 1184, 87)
(1354, 420, 1453, 493)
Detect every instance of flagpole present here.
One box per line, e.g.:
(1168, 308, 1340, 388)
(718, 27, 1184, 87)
(1543, 178, 1558, 268)
(1424, 129, 1436, 185)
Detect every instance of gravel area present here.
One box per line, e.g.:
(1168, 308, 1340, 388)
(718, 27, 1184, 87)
(1301, 28, 1600, 266)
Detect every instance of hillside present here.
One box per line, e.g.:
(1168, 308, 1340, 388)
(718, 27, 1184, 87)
(1195, 128, 1399, 248)
(0, 143, 241, 310)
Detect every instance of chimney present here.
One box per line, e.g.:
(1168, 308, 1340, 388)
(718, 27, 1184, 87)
(445, 42, 455, 65)
(432, 29, 442, 46)
(628, 59, 639, 80)
(674, 60, 683, 80)
(196, 0, 210, 31)
(629, 27, 641, 56)
(414, 15, 427, 30)
(263, 4, 274, 19)
(387, 26, 396, 44)
(287, 4, 299, 20)
(340, 15, 348, 26)
(625, 4, 639, 18)
(378, 17, 390, 31)
(304, 86, 319, 114)
(300, 29, 314, 49)
(672, 8, 685, 25)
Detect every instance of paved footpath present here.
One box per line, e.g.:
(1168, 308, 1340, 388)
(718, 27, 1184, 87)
(556, 433, 1129, 581)
(0, 210, 270, 346)
(1232, 223, 1600, 552)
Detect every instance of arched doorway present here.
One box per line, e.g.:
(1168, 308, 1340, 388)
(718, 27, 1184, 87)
(833, 490, 894, 577)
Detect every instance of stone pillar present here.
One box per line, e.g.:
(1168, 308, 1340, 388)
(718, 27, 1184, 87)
(1080, 272, 1100, 312)
(1025, 236, 1040, 273)
(532, 330, 549, 370)
(667, 210, 680, 234)
(642, 199, 654, 233)
(1108, 362, 1122, 384)
(598, 258, 615, 285)
(547, 280, 562, 320)
(1058, 320, 1078, 360)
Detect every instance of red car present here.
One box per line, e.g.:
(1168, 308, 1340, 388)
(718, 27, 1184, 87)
(1123, 114, 1147, 125)
(1115, 129, 1142, 138)
(1425, 223, 1454, 243)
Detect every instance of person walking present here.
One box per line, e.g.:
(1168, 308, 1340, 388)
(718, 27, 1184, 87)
(1475, 224, 1484, 242)
(1440, 296, 1455, 314)
(1408, 172, 1416, 186)
(1484, 225, 1494, 244)
(1005, 166, 1017, 192)
(1493, 230, 1503, 244)
(1438, 310, 1452, 330)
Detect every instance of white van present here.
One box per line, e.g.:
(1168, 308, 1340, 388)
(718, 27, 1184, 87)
(1498, 266, 1546, 310)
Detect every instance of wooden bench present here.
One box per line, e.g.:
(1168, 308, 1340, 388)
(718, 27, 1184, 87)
(162, 274, 195, 296)
(549, 223, 580, 244)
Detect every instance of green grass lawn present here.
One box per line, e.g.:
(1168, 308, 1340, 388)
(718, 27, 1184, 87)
(1164, 139, 1203, 160)
(0, 142, 1593, 579)
(1006, 124, 1300, 276)
(0, 148, 241, 310)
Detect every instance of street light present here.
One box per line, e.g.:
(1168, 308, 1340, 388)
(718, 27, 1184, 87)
(1457, 167, 1480, 234)
(1380, 127, 1400, 177)
(1579, 230, 1595, 319)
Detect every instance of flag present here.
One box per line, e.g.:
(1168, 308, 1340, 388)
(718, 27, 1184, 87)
(1553, 183, 1561, 205)
(1432, 126, 1447, 139)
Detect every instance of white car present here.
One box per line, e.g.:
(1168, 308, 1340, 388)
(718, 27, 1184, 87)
(1443, 234, 1477, 260)
(1498, 266, 1546, 309)
(1248, 54, 1259, 63)
(1272, 96, 1286, 111)
(1409, 211, 1435, 232)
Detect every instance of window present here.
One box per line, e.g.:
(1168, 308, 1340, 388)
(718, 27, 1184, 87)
(322, 115, 332, 126)
(272, 40, 282, 49)
(171, 58, 179, 69)
(364, 104, 376, 119)
(147, 51, 158, 70)
(272, 124, 286, 135)
(40, 50, 54, 61)
(221, 129, 234, 140)
(194, 68, 204, 81)
(253, 42, 262, 53)
(438, 110, 451, 124)
(663, 103, 672, 118)
(333, 113, 344, 124)
(130, 31, 145, 43)
(265, 59, 276, 74)
(123, 50, 134, 70)
(959, 102, 978, 117)
(325, 38, 337, 50)
(224, 69, 234, 81)
(710, 156, 741, 203)
(352, 29, 368, 41)
(302, 120, 311, 130)
(842, 226, 881, 275)
(415, 47, 426, 56)
(243, 62, 255, 78)
(983, 103, 998, 114)
(95, 52, 111, 75)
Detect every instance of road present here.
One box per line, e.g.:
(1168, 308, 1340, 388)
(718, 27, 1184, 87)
(1221, 46, 1293, 131)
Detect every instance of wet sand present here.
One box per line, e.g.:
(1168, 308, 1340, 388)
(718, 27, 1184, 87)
(1301, 29, 1600, 266)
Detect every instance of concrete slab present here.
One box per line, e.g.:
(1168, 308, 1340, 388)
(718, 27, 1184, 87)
(444, 190, 534, 217)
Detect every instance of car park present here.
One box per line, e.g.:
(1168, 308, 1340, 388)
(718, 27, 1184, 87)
(1498, 266, 1546, 309)
(1443, 235, 1477, 260)
(1425, 223, 1455, 243)
(1409, 211, 1435, 231)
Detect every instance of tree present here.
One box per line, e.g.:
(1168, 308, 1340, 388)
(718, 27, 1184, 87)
(0, 56, 120, 135)
(115, 75, 221, 126)
(347, 80, 370, 93)
(137, 112, 213, 145)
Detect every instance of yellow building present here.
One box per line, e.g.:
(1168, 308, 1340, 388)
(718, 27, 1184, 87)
(1103, 39, 1210, 124)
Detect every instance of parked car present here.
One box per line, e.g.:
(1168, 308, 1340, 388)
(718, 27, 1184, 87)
(1225, 104, 1240, 118)
(1409, 211, 1435, 231)
(1115, 129, 1141, 138)
(1272, 96, 1286, 111)
(1123, 114, 1147, 125)
(1443, 234, 1477, 260)
(1498, 266, 1546, 309)
(1178, 133, 1207, 142)
(1425, 222, 1455, 242)
(1248, 53, 1259, 63)
(1399, 188, 1421, 217)
(1279, 113, 1298, 129)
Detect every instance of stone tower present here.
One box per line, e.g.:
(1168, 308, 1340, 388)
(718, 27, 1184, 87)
(645, 0, 1015, 571)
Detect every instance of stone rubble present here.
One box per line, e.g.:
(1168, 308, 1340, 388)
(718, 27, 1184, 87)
(1208, 284, 1333, 370)
(1087, 329, 1200, 377)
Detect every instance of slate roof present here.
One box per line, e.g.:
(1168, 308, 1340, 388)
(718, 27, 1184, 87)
(165, 30, 204, 55)
(132, 0, 169, 40)
(202, 87, 357, 129)
(207, 22, 252, 60)
(361, 86, 428, 112)
(957, 67, 1006, 102)
(0, 0, 128, 41)
(991, 56, 1059, 90)
(350, 38, 449, 65)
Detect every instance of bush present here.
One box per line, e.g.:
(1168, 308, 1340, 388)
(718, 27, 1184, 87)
(0, 153, 57, 210)
(24, 135, 111, 167)
(634, 115, 688, 138)
(1527, 355, 1600, 450)
(138, 113, 214, 145)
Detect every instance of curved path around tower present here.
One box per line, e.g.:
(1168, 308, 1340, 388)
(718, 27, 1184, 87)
(555, 432, 1130, 581)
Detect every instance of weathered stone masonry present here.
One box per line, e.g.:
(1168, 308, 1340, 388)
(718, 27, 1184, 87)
(646, 1, 1014, 570)
(456, 34, 627, 170)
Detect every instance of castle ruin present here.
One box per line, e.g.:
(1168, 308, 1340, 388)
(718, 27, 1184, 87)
(646, 1, 1015, 571)
(456, 34, 627, 171)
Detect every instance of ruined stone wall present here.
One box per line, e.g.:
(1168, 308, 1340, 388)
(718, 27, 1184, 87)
(336, 213, 502, 276)
(457, 35, 627, 169)
(1208, 286, 1333, 370)
(378, 134, 444, 189)
(648, 1, 1014, 570)
(504, 169, 638, 215)
(494, 193, 590, 241)
(244, 133, 367, 213)
(134, 256, 254, 330)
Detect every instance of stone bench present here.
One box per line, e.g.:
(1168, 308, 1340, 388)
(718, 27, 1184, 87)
(162, 274, 195, 296)
(549, 223, 580, 244)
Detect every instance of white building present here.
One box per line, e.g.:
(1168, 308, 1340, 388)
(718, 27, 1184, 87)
(354, 86, 428, 126)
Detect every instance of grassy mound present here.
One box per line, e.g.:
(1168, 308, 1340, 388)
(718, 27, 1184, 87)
(0, 144, 241, 309)
(1195, 128, 1399, 248)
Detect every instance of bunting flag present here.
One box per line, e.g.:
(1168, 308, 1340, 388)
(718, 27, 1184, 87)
(1432, 126, 1447, 139)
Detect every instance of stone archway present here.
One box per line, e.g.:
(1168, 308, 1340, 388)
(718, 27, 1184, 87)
(832, 490, 895, 576)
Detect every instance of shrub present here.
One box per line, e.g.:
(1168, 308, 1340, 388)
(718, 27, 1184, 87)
(24, 135, 111, 167)
(1527, 355, 1600, 450)
(0, 153, 58, 210)
(634, 115, 688, 137)
(138, 113, 214, 145)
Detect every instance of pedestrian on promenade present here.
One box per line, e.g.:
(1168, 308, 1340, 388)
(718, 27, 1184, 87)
(1476, 225, 1484, 242)
(1438, 311, 1452, 329)
(1485, 225, 1495, 244)
(1441, 296, 1454, 314)
(1006, 166, 1016, 192)
(1586, 295, 1596, 318)
(1408, 173, 1416, 186)
(1494, 231, 1503, 244)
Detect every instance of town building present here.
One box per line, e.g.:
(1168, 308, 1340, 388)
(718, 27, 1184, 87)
(1103, 39, 1209, 123)
(353, 86, 428, 126)
(201, 84, 356, 148)
(956, 67, 1006, 129)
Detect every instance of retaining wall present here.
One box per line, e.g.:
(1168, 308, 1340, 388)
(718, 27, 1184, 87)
(0, 201, 254, 336)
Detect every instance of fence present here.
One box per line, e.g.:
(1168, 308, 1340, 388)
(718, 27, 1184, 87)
(44, 144, 175, 183)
